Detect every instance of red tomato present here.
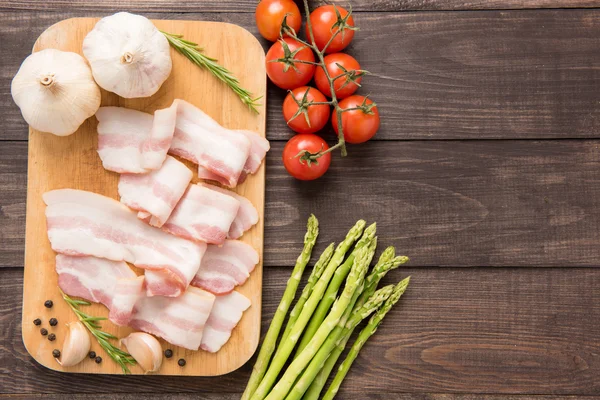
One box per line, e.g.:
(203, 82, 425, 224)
(283, 133, 331, 180)
(255, 0, 302, 42)
(314, 53, 362, 99)
(332, 95, 380, 144)
(306, 5, 355, 53)
(266, 38, 316, 90)
(283, 86, 330, 134)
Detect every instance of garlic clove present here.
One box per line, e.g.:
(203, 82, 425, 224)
(82, 12, 172, 99)
(11, 49, 101, 137)
(120, 332, 163, 373)
(57, 321, 91, 367)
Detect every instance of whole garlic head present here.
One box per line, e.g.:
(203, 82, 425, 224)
(83, 12, 172, 98)
(11, 49, 101, 136)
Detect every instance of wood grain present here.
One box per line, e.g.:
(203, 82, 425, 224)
(3, 9, 600, 141)
(3, 267, 600, 395)
(4, 395, 600, 400)
(21, 18, 266, 376)
(1, 0, 598, 12)
(3, 140, 600, 268)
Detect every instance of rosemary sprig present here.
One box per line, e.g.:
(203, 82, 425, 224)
(161, 31, 262, 113)
(60, 290, 136, 374)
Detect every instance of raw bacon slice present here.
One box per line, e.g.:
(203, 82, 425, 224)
(238, 129, 270, 175)
(118, 155, 193, 227)
(198, 183, 259, 239)
(109, 275, 145, 326)
(162, 184, 240, 245)
(55, 254, 137, 308)
(44, 189, 205, 297)
(169, 99, 252, 187)
(191, 240, 259, 295)
(129, 286, 216, 350)
(200, 291, 251, 353)
(96, 102, 177, 173)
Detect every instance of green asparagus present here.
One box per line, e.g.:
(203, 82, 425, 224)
(264, 244, 373, 400)
(285, 284, 395, 400)
(322, 277, 411, 400)
(249, 220, 366, 400)
(279, 242, 335, 346)
(241, 215, 320, 400)
(295, 223, 377, 355)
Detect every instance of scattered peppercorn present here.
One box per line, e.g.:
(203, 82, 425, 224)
(49, 318, 58, 326)
(44, 300, 53, 308)
(33, 318, 42, 326)
(40, 328, 48, 336)
(178, 358, 186, 367)
(95, 356, 102, 364)
(89, 351, 96, 359)
(52, 349, 60, 358)
(164, 349, 173, 358)
(48, 333, 56, 341)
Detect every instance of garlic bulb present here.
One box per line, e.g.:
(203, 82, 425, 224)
(83, 12, 172, 98)
(57, 321, 91, 367)
(11, 49, 101, 136)
(121, 332, 163, 373)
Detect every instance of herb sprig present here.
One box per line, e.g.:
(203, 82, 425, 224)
(60, 290, 136, 374)
(161, 31, 262, 113)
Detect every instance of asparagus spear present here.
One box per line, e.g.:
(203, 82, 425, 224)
(250, 220, 366, 400)
(241, 215, 319, 400)
(285, 285, 395, 400)
(279, 242, 335, 346)
(304, 249, 409, 400)
(322, 277, 411, 400)
(264, 244, 374, 400)
(294, 223, 377, 356)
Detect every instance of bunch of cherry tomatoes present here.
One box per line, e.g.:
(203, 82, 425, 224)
(256, 0, 381, 180)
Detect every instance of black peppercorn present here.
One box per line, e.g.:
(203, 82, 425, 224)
(33, 318, 42, 326)
(178, 358, 186, 367)
(95, 356, 102, 364)
(52, 349, 61, 358)
(89, 351, 96, 359)
(40, 328, 48, 336)
(49, 318, 58, 326)
(48, 333, 56, 341)
(44, 300, 53, 308)
(164, 349, 173, 358)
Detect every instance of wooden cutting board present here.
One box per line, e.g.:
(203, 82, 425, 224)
(21, 17, 266, 376)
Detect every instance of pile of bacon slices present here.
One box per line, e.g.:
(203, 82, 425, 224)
(44, 99, 269, 353)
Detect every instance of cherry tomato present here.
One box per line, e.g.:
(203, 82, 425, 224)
(283, 86, 330, 134)
(255, 0, 302, 42)
(332, 95, 380, 144)
(266, 38, 316, 90)
(314, 53, 362, 99)
(283, 133, 331, 180)
(306, 5, 355, 53)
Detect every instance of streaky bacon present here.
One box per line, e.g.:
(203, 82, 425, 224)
(118, 155, 193, 227)
(191, 240, 259, 295)
(237, 129, 270, 175)
(162, 183, 240, 245)
(129, 286, 216, 350)
(200, 291, 251, 353)
(109, 275, 145, 326)
(44, 189, 205, 297)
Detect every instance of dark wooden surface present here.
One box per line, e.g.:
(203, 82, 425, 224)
(1, 0, 600, 398)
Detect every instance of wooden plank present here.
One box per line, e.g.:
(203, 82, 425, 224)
(3, 140, 600, 268)
(4, 395, 600, 400)
(1, 0, 598, 12)
(3, 267, 600, 395)
(20, 17, 266, 377)
(3, 9, 600, 141)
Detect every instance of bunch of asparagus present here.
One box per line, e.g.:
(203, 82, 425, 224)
(242, 215, 410, 400)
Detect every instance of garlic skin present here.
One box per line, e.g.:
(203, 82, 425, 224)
(121, 332, 163, 373)
(57, 321, 91, 367)
(83, 12, 172, 98)
(11, 49, 101, 136)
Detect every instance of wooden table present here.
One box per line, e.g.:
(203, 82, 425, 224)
(2, 1, 600, 398)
